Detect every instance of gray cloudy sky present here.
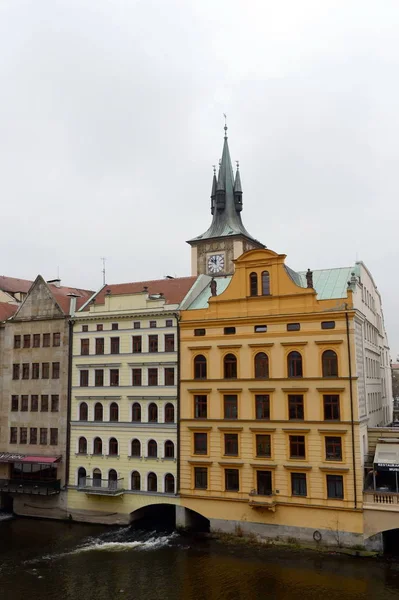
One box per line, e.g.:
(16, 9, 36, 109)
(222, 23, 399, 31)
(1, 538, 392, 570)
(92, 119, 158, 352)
(1, 1, 399, 354)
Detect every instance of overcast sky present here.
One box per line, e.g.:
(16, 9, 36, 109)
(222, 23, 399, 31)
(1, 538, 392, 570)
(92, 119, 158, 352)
(1, 1, 398, 354)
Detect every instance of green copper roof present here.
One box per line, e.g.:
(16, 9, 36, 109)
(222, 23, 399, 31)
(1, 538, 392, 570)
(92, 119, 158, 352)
(298, 267, 354, 299)
(187, 276, 233, 309)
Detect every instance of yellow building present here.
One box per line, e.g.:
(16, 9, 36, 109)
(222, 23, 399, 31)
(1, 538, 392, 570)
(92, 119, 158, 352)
(67, 277, 195, 524)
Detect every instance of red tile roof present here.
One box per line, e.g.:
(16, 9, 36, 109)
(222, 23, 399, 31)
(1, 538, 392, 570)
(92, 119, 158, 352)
(93, 276, 197, 307)
(392, 363, 399, 370)
(0, 302, 18, 321)
(0, 275, 32, 294)
(49, 284, 94, 314)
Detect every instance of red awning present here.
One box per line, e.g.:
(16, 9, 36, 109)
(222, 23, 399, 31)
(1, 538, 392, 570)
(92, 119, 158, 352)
(21, 456, 61, 464)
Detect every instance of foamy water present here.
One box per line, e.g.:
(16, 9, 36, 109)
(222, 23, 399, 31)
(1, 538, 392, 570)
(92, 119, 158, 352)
(0, 513, 13, 522)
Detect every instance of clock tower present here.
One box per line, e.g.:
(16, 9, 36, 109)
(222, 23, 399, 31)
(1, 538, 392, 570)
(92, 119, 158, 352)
(187, 126, 264, 277)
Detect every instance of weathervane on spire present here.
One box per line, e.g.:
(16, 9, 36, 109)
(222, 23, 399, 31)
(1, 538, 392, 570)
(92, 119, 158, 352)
(212, 164, 216, 175)
(236, 160, 239, 170)
(223, 113, 228, 138)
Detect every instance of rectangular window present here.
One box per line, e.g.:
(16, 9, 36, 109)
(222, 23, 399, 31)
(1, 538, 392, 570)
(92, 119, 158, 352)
(21, 395, 28, 411)
(82, 325, 88, 332)
(194, 432, 207, 455)
(255, 395, 270, 420)
(40, 428, 48, 445)
(94, 369, 104, 387)
(95, 338, 104, 355)
(51, 395, 59, 412)
(10, 427, 17, 444)
(291, 472, 307, 496)
(224, 395, 238, 419)
(254, 325, 267, 333)
(256, 434, 271, 457)
(30, 428, 37, 445)
(12, 364, 20, 380)
(257, 470, 272, 496)
(111, 323, 119, 330)
(287, 323, 300, 331)
(81, 339, 90, 355)
(194, 467, 208, 490)
(321, 321, 336, 330)
(194, 395, 207, 418)
(11, 395, 19, 411)
(148, 368, 158, 386)
(110, 369, 119, 387)
(288, 395, 304, 420)
(52, 362, 60, 379)
(14, 335, 21, 348)
(133, 321, 141, 329)
(97, 324, 103, 331)
(42, 362, 49, 379)
(194, 328, 206, 336)
(224, 433, 239, 456)
(327, 474, 344, 499)
(148, 335, 158, 352)
(132, 336, 142, 353)
(22, 363, 30, 379)
(33, 333, 40, 348)
(224, 327, 236, 335)
(165, 319, 173, 327)
(32, 363, 40, 379)
(53, 332, 61, 346)
(164, 334, 175, 352)
(20, 427, 27, 444)
(289, 435, 306, 459)
(225, 469, 239, 491)
(50, 428, 58, 445)
(23, 334, 31, 348)
(80, 370, 89, 387)
(164, 367, 174, 386)
(325, 436, 342, 461)
(110, 337, 120, 354)
(149, 320, 157, 329)
(43, 333, 50, 347)
(323, 395, 340, 421)
(31, 395, 38, 412)
(132, 368, 142, 386)
(41, 395, 49, 412)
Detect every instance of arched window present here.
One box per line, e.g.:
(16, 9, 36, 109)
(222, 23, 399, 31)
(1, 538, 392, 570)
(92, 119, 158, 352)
(94, 402, 103, 422)
(165, 473, 175, 494)
(131, 470, 140, 490)
(224, 353, 237, 379)
(165, 403, 174, 423)
(108, 468, 117, 490)
(148, 472, 157, 492)
(194, 355, 207, 379)
(109, 437, 118, 456)
(254, 352, 269, 378)
(109, 402, 119, 422)
(132, 402, 141, 422)
(250, 272, 258, 296)
(148, 403, 158, 423)
(92, 468, 101, 487)
(78, 436, 87, 454)
(148, 439, 157, 458)
(93, 437, 103, 455)
(77, 467, 86, 487)
(287, 351, 303, 378)
(262, 271, 270, 296)
(131, 439, 141, 457)
(164, 440, 175, 458)
(79, 402, 88, 421)
(322, 350, 338, 377)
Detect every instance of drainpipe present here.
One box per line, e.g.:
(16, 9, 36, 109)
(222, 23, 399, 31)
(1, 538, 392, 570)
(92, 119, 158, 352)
(174, 312, 181, 495)
(346, 310, 357, 509)
(65, 318, 74, 490)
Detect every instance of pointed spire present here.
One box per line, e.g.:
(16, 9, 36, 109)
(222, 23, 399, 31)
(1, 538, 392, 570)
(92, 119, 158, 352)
(210, 165, 217, 215)
(234, 161, 242, 193)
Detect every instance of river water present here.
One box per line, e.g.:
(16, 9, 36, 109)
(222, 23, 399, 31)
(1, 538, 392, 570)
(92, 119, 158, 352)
(1, 515, 399, 600)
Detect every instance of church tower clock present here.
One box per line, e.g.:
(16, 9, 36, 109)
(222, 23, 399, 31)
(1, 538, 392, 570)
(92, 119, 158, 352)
(187, 125, 264, 276)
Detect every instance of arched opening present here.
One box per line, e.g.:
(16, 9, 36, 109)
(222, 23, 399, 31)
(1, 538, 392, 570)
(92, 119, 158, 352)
(262, 270, 270, 295)
(131, 439, 141, 457)
(93, 437, 102, 455)
(78, 436, 87, 454)
(383, 529, 399, 555)
(92, 468, 101, 487)
(194, 355, 207, 380)
(109, 437, 118, 456)
(165, 403, 175, 423)
(147, 472, 157, 492)
(129, 503, 176, 530)
(108, 468, 117, 490)
(254, 352, 269, 378)
(148, 403, 158, 423)
(131, 470, 140, 491)
(77, 467, 86, 487)
(164, 440, 175, 458)
(148, 440, 157, 458)
(109, 402, 119, 422)
(322, 350, 338, 377)
(287, 351, 303, 378)
(79, 402, 88, 421)
(249, 272, 258, 296)
(224, 353, 237, 379)
(165, 473, 175, 494)
(94, 402, 103, 422)
(132, 402, 141, 422)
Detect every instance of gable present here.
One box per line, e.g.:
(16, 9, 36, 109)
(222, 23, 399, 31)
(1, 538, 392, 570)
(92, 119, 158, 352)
(13, 276, 65, 321)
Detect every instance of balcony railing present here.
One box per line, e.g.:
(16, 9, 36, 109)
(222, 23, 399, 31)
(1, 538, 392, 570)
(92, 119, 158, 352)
(0, 479, 61, 496)
(78, 477, 124, 496)
(364, 490, 399, 509)
(248, 489, 276, 510)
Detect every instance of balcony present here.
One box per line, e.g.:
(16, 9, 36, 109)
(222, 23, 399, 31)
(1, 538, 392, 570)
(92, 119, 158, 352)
(78, 477, 124, 496)
(0, 479, 61, 496)
(248, 489, 276, 511)
(364, 490, 399, 510)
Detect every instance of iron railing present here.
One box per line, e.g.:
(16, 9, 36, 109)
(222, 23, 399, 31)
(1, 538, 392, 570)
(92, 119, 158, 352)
(0, 479, 61, 496)
(77, 477, 124, 495)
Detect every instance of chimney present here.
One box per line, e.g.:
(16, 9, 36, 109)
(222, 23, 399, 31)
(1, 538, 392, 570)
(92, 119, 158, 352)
(48, 278, 61, 288)
(67, 293, 79, 317)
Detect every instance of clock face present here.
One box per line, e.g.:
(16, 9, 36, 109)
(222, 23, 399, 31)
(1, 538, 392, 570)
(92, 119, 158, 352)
(207, 254, 225, 274)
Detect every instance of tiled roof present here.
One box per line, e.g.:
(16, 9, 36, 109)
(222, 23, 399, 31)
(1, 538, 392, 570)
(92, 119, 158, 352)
(92, 276, 197, 307)
(49, 285, 94, 314)
(0, 275, 32, 294)
(391, 363, 399, 370)
(0, 302, 18, 321)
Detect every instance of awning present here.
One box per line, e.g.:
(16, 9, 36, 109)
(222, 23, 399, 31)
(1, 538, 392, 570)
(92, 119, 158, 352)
(374, 443, 399, 471)
(0, 453, 61, 464)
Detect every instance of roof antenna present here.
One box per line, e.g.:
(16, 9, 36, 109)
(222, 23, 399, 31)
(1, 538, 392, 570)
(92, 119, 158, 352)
(101, 257, 106, 286)
(223, 113, 228, 138)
